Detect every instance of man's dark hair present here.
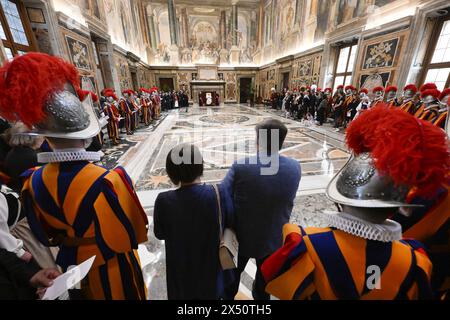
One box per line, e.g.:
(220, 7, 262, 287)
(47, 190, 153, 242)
(255, 119, 288, 155)
(166, 144, 203, 185)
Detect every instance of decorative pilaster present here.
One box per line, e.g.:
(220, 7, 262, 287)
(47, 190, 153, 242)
(167, 0, 178, 45)
(230, 0, 240, 64)
(180, 7, 189, 48)
(231, 2, 238, 46)
(155, 16, 161, 46)
(219, 10, 227, 49)
(148, 12, 157, 50)
(167, 0, 179, 64)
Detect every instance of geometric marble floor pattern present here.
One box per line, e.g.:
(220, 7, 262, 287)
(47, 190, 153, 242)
(102, 104, 349, 299)
(135, 105, 349, 191)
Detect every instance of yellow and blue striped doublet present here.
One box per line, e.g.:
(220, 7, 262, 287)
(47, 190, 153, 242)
(394, 181, 450, 298)
(261, 224, 433, 300)
(21, 161, 148, 300)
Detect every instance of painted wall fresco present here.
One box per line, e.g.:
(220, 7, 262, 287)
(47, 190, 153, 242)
(153, 6, 257, 65)
(257, 65, 278, 99)
(224, 72, 237, 101)
(291, 52, 322, 89)
(113, 51, 133, 90)
(314, 0, 332, 42)
(103, 0, 148, 62)
(137, 66, 152, 89)
(258, 0, 403, 64)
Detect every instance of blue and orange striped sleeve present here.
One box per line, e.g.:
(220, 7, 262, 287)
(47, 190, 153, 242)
(261, 224, 305, 283)
(93, 168, 148, 254)
(20, 169, 52, 246)
(261, 224, 316, 300)
(401, 239, 433, 299)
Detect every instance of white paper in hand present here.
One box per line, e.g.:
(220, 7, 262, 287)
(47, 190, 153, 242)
(42, 255, 96, 300)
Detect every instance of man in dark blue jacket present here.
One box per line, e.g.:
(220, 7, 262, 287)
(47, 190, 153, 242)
(222, 119, 301, 300)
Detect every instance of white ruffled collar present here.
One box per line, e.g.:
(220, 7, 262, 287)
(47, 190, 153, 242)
(38, 149, 103, 163)
(319, 210, 402, 242)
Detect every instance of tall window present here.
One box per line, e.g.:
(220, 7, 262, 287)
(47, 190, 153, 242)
(0, 0, 35, 59)
(333, 44, 358, 91)
(421, 17, 450, 90)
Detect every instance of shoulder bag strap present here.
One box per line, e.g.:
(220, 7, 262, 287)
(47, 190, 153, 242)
(212, 184, 223, 242)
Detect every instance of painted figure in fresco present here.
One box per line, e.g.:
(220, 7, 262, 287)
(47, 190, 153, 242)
(120, 2, 130, 44)
(314, 0, 331, 42)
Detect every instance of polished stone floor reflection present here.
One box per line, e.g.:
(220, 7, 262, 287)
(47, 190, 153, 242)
(135, 106, 349, 191)
(105, 104, 349, 299)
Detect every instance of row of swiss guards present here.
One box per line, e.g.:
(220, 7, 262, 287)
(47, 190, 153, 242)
(261, 100, 450, 300)
(0, 53, 149, 299)
(332, 83, 449, 130)
(100, 87, 161, 145)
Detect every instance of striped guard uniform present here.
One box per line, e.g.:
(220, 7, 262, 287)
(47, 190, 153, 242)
(393, 180, 450, 299)
(261, 224, 433, 300)
(21, 162, 148, 300)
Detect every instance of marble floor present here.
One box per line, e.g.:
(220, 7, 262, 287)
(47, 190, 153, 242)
(101, 104, 349, 299)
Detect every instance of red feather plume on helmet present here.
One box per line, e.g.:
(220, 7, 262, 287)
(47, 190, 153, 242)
(420, 88, 440, 99)
(345, 85, 356, 91)
(0, 52, 80, 128)
(372, 86, 384, 93)
(90, 92, 99, 103)
(102, 88, 114, 95)
(77, 89, 98, 103)
(419, 83, 437, 92)
(359, 88, 369, 94)
(385, 86, 397, 93)
(122, 89, 135, 96)
(439, 88, 450, 101)
(346, 105, 450, 197)
(139, 88, 147, 93)
(403, 84, 418, 93)
(104, 90, 118, 100)
(76, 89, 88, 101)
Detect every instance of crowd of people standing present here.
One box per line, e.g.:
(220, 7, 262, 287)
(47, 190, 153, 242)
(269, 82, 449, 132)
(160, 90, 190, 112)
(93, 88, 190, 146)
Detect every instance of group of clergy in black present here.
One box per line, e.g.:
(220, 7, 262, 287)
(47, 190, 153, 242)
(270, 86, 331, 125)
(161, 90, 190, 111)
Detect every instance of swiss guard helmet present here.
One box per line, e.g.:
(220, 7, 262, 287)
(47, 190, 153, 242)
(0, 52, 101, 140)
(326, 105, 450, 208)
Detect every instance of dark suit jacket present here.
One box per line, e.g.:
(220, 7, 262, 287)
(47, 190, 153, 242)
(0, 248, 40, 299)
(222, 155, 301, 258)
